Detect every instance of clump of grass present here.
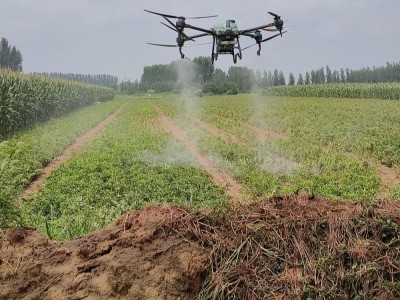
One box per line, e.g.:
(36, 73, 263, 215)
(164, 195, 400, 299)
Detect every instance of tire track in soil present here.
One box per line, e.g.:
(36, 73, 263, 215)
(153, 105, 245, 202)
(22, 105, 124, 197)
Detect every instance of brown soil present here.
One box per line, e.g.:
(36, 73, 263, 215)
(0, 206, 208, 300)
(22, 106, 124, 197)
(2, 196, 399, 299)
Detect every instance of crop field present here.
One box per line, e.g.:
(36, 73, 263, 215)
(2, 92, 400, 298)
(1, 93, 397, 239)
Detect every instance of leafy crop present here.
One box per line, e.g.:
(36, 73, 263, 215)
(0, 69, 115, 137)
(0, 98, 125, 227)
(263, 83, 400, 100)
(4, 93, 400, 239)
(22, 98, 227, 240)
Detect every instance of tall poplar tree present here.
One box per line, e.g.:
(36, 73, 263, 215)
(0, 38, 23, 71)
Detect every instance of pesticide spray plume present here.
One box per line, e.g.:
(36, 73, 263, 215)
(249, 79, 300, 176)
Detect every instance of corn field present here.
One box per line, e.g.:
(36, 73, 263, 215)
(263, 83, 400, 100)
(0, 69, 115, 136)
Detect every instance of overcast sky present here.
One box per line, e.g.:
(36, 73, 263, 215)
(1, 0, 399, 81)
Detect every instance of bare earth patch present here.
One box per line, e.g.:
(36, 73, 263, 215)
(0, 206, 207, 300)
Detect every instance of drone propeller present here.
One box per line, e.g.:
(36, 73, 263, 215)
(242, 31, 286, 51)
(160, 21, 196, 42)
(144, 9, 218, 19)
(263, 26, 297, 32)
(147, 42, 211, 48)
(161, 21, 179, 33)
(268, 11, 284, 36)
(268, 12, 280, 19)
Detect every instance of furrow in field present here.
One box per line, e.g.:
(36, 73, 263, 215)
(207, 114, 398, 198)
(213, 114, 288, 141)
(22, 105, 124, 197)
(196, 120, 244, 146)
(154, 108, 245, 202)
(245, 123, 288, 141)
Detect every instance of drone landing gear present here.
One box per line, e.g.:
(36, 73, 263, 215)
(179, 46, 185, 59)
(233, 52, 242, 64)
(232, 37, 242, 64)
(211, 37, 217, 64)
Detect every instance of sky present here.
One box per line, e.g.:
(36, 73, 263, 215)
(1, 0, 399, 81)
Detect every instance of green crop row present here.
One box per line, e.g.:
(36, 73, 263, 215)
(263, 83, 400, 100)
(195, 95, 400, 198)
(0, 97, 126, 228)
(0, 69, 115, 137)
(8, 93, 400, 239)
(21, 97, 227, 240)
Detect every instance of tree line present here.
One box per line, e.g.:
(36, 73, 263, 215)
(120, 56, 288, 95)
(290, 62, 400, 86)
(122, 57, 400, 95)
(0, 38, 23, 72)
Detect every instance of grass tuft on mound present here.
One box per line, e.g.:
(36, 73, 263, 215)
(164, 195, 400, 299)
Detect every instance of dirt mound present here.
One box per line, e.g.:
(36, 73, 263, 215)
(1, 196, 400, 299)
(0, 206, 208, 300)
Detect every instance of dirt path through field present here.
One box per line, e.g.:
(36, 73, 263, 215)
(153, 105, 245, 202)
(22, 105, 124, 197)
(196, 120, 244, 146)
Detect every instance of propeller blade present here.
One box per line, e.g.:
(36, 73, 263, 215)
(263, 26, 297, 32)
(161, 22, 179, 33)
(242, 31, 286, 51)
(144, 9, 218, 20)
(186, 15, 218, 19)
(147, 42, 211, 48)
(144, 9, 179, 19)
(268, 12, 280, 18)
(147, 43, 180, 48)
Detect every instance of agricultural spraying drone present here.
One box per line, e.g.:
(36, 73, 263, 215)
(145, 9, 292, 64)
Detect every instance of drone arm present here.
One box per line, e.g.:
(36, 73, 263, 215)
(239, 23, 274, 35)
(240, 32, 254, 38)
(185, 24, 214, 35)
(187, 32, 212, 39)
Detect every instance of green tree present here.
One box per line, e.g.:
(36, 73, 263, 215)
(326, 65, 332, 83)
(288, 72, 295, 85)
(305, 72, 311, 85)
(273, 69, 279, 86)
(227, 66, 255, 92)
(340, 68, 346, 83)
(0, 38, 23, 71)
(278, 71, 286, 86)
(193, 56, 214, 82)
(297, 73, 304, 85)
(212, 68, 226, 82)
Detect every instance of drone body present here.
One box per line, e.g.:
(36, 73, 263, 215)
(145, 9, 290, 64)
